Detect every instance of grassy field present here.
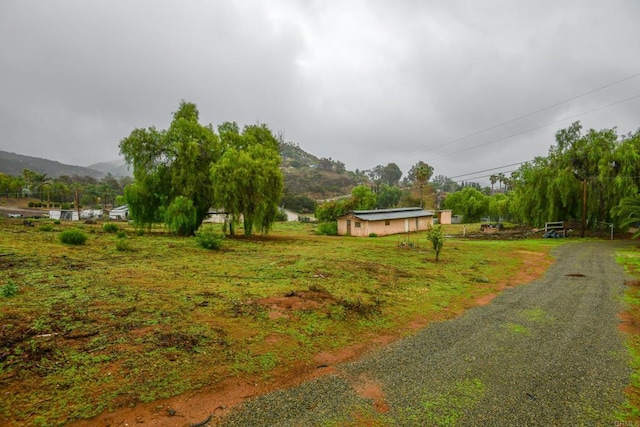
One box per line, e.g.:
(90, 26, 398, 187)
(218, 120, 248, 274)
(0, 217, 562, 426)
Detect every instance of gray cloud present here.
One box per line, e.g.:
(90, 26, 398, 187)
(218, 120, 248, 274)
(1, 0, 639, 183)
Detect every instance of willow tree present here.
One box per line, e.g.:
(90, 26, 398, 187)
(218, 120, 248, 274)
(119, 101, 220, 234)
(211, 123, 283, 236)
(510, 122, 640, 231)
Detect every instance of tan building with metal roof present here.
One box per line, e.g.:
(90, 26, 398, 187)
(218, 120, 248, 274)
(337, 207, 434, 237)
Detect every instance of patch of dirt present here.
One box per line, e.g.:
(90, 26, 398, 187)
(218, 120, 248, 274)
(259, 290, 336, 319)
(351, 374, 390, 414)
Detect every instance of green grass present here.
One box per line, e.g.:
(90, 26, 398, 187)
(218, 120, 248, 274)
(616, 245, 640, 421)
(0, 219, 559, 425)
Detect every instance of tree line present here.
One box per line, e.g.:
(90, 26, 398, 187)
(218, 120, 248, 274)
(0, 169, 129, 208)
(441, 121, 640, 235)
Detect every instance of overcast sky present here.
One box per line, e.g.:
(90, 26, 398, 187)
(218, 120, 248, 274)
(1, 1, 639, 183)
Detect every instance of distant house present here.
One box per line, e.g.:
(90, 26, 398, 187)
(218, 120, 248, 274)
(337, 207, 435, 237)
(108, 205, 129, 220)
(49, 210, 79, 221)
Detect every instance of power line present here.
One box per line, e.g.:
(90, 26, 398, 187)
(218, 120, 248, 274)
(448, 161, 530, 180)
(389, 71, 640, 167)
(426, 92, 640, 163)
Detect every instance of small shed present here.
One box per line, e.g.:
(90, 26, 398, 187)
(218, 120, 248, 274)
(437, 209, 452, 225)
(337, 207, 434, 237)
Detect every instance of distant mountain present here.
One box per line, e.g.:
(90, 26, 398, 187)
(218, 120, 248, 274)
(88, 160, 131, 177)
(0, 151, 104, 178)
(279, 142, 360, 200)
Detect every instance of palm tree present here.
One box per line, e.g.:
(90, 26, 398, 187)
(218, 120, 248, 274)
(489, 175, 498, 194)
(613, 196, 640, 239)
(497, 173, 506, 193)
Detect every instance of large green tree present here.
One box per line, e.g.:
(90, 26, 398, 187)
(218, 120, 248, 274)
(119, 101, 220, 234)
(442, 187, 487, 222)
(510, 122, 640, 230)
(381, 163, 402, 187)
(210, 123, 283, 236)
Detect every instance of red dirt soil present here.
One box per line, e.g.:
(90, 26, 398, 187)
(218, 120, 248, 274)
(70, 250, 553, 427)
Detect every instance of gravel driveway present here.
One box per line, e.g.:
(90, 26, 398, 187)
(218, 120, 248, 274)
(220, 240, 634, 426)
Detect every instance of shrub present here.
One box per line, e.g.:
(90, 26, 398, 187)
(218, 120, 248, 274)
(102, 222, 119, 233)
(39, 224, 53, 232)
(195, 228, 224, 250)
(316, 221, 338, 236)
(1, 280, 19, 298)
(28, 202, 35, 207)
(369, 233, 378, 237)
(54, 220, 61, 225)
(59, 228, 87, 245)
(116, 230, 127, 239)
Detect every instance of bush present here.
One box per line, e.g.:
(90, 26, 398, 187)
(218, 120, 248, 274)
(0, 280, 19, 298)
(195, 228, 224, 250)
(28, 202, 34, 207)
(116, 230, 127, 239)
(369, 233, 378, 237)
(165, 196, 197, 236)
(316, 221, 338, 236)
(59, 228, 87, 245)
(54, 220, 61, 225)
(39, 224, 53, 232)
(102, 222, 119, 233)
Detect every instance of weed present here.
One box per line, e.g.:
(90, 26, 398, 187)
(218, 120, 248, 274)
(397, 378, 486, 426)
(116, 230, 127, 238)
(0, 280, 19, 297)
(38, 224, 53, 232)
(504, 322, 530, 335)
(59, 228, 87, 245)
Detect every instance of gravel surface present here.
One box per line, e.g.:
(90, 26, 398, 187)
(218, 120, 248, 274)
(220, 241, 635, 426)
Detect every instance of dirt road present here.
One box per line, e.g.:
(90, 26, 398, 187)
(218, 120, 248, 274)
(221, 241, 635, 426)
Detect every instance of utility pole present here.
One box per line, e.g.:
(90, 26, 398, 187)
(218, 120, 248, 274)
(581, 178, 587, 238)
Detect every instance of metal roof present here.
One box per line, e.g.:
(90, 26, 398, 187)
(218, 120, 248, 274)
(349, 208, 434, 222)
